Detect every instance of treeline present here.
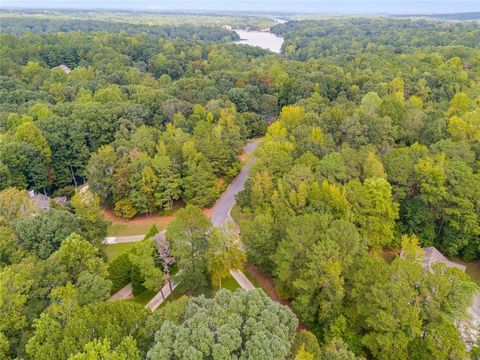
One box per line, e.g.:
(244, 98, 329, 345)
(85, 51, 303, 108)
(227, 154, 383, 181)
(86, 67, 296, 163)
(87, 106, 262, 217)
(0, 9, 275, 30)
(273, 18, 480, 61)
(1, 16, 480, 359)
(405, 12, 480, 20)
(232, 16, 480, 359)
(0, 16, 240, 42)
(0, 187, 300, 359)
(0, 31, 275, 214)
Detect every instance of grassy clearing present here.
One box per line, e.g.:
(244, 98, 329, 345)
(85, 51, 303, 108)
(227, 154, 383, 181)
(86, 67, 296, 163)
(158, 274, 242, 308)
(100, 242, 137, 261)
(230, 205, 252, 232)
(132, 289, 157, 306)
(218, 274, 240, 291)
(107, 223, 165, 237)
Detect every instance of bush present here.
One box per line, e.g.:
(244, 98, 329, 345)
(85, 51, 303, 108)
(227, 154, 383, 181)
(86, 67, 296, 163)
(108, 253, 132, 293)
(143, 224, 159, 240)
(114, 199, 137, 219)
(130, 264, 146, 295)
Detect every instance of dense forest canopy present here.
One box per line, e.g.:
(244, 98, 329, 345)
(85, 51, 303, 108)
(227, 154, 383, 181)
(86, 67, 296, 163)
(0, 17, 240, 40)
(0, 10, 275, 31)
(0, 11, 480, 360)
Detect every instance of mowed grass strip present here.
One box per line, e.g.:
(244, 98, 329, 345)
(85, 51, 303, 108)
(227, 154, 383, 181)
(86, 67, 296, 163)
(101, 242, 138, 261)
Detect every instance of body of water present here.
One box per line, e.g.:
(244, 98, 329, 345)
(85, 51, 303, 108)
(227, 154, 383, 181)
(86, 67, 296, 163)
(233, 29, 284, 54)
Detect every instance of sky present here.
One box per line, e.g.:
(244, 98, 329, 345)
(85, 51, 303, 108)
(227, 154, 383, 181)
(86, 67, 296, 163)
(1, 0, 479, 14)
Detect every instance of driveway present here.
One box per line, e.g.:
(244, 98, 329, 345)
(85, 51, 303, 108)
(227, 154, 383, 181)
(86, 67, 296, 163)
(210, 140, 259, 227)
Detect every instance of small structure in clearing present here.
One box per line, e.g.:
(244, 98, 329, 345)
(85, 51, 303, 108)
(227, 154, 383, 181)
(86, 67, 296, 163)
(28, 190, 68, 211)
(420, 246, 466, 272)
(51, 64, 71, 74)
(402, 246, 478, 349)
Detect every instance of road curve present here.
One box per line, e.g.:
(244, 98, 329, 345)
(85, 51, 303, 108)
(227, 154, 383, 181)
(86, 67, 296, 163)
(104, 140, 260, 298)
(210, 140, 259, 227)
(103, 140, 260, 244)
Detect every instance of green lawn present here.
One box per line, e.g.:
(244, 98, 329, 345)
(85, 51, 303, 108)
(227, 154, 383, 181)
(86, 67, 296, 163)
(107, 223, 164, 237)
(132, 289, 157, 306)
(100, 242, 137, 261)
(218, 274, 240, 291)
(230, 205, 252, 232)
(158, 274, 242, 308)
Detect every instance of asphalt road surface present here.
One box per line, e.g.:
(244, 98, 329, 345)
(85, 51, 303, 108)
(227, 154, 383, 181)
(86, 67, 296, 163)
(145, 279, 178, 311)
(108, 283, 133, 301)
(104, 140, 260, 243)
(104, 140, 260, 301)
(210, 140, 259, 227)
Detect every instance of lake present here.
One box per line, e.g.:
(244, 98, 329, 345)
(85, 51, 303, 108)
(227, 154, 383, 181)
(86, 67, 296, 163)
(233, 29, 284, 54)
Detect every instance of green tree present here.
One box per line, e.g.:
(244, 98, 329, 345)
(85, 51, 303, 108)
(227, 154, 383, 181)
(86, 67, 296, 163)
(71, 188, 108, 245)
(345, 178, 399, 249)
(320, 338, 357, 360)
(51, 233, 108, 281)
(166, 205, 211, 289)
(114, 198, 137, 219)
(147, 289, 298, 360)
(13, 208, 82, 259)
(351, 258, 422, 359)
(400, 234, 424, 262)
(86, 145, 118, 205)
(152, 154, 181, 212)
(26, 291, 148, 360)
(143, 224, 159, 240)
(136, 296, 189, 355)
(0, 187, 35, 226)
(295, 345, 314, 360)
(292, 220, 363, 334)
(0, 226, 24, 267)
(241, 211, 276, 272)
(14, 121, 52, 164)
(182, 152, 218, 207)
(423, 321, 467, 360)
(128, 240, 163, 292)
(76, 271, 112, 305)
(0, 141, 49, 191)
(69, 337, 140, 360)
(206, 223, 246, 288)
(0, 262, 34, 358)
(291, 330, 321, 359)
(108, 253, 132, 293)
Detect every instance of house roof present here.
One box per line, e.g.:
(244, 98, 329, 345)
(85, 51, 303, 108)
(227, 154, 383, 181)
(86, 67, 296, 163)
(401, 247, 479, 345)
(51, 64, 71, 74)
(422, 246, 466, 271)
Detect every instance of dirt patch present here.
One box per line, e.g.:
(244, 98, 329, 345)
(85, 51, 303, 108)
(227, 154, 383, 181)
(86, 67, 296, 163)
(239, 153, 249, 164)
(381, 248, 401, 263)
(245, 264, 307, 330)
(245, 264, 289, 305)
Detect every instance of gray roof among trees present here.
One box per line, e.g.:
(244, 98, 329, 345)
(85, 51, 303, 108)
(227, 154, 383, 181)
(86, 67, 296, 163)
(51, 64, 71, 74)
(421, 246, 466, 271)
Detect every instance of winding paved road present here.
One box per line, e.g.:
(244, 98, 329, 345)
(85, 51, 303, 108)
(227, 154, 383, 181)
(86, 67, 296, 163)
(103, 140, 259, 244)
(145, 279, 179, 310)
(104, 140, 259, 307)
(210, 141, 259, 226)
(108, 283, 133, 301)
